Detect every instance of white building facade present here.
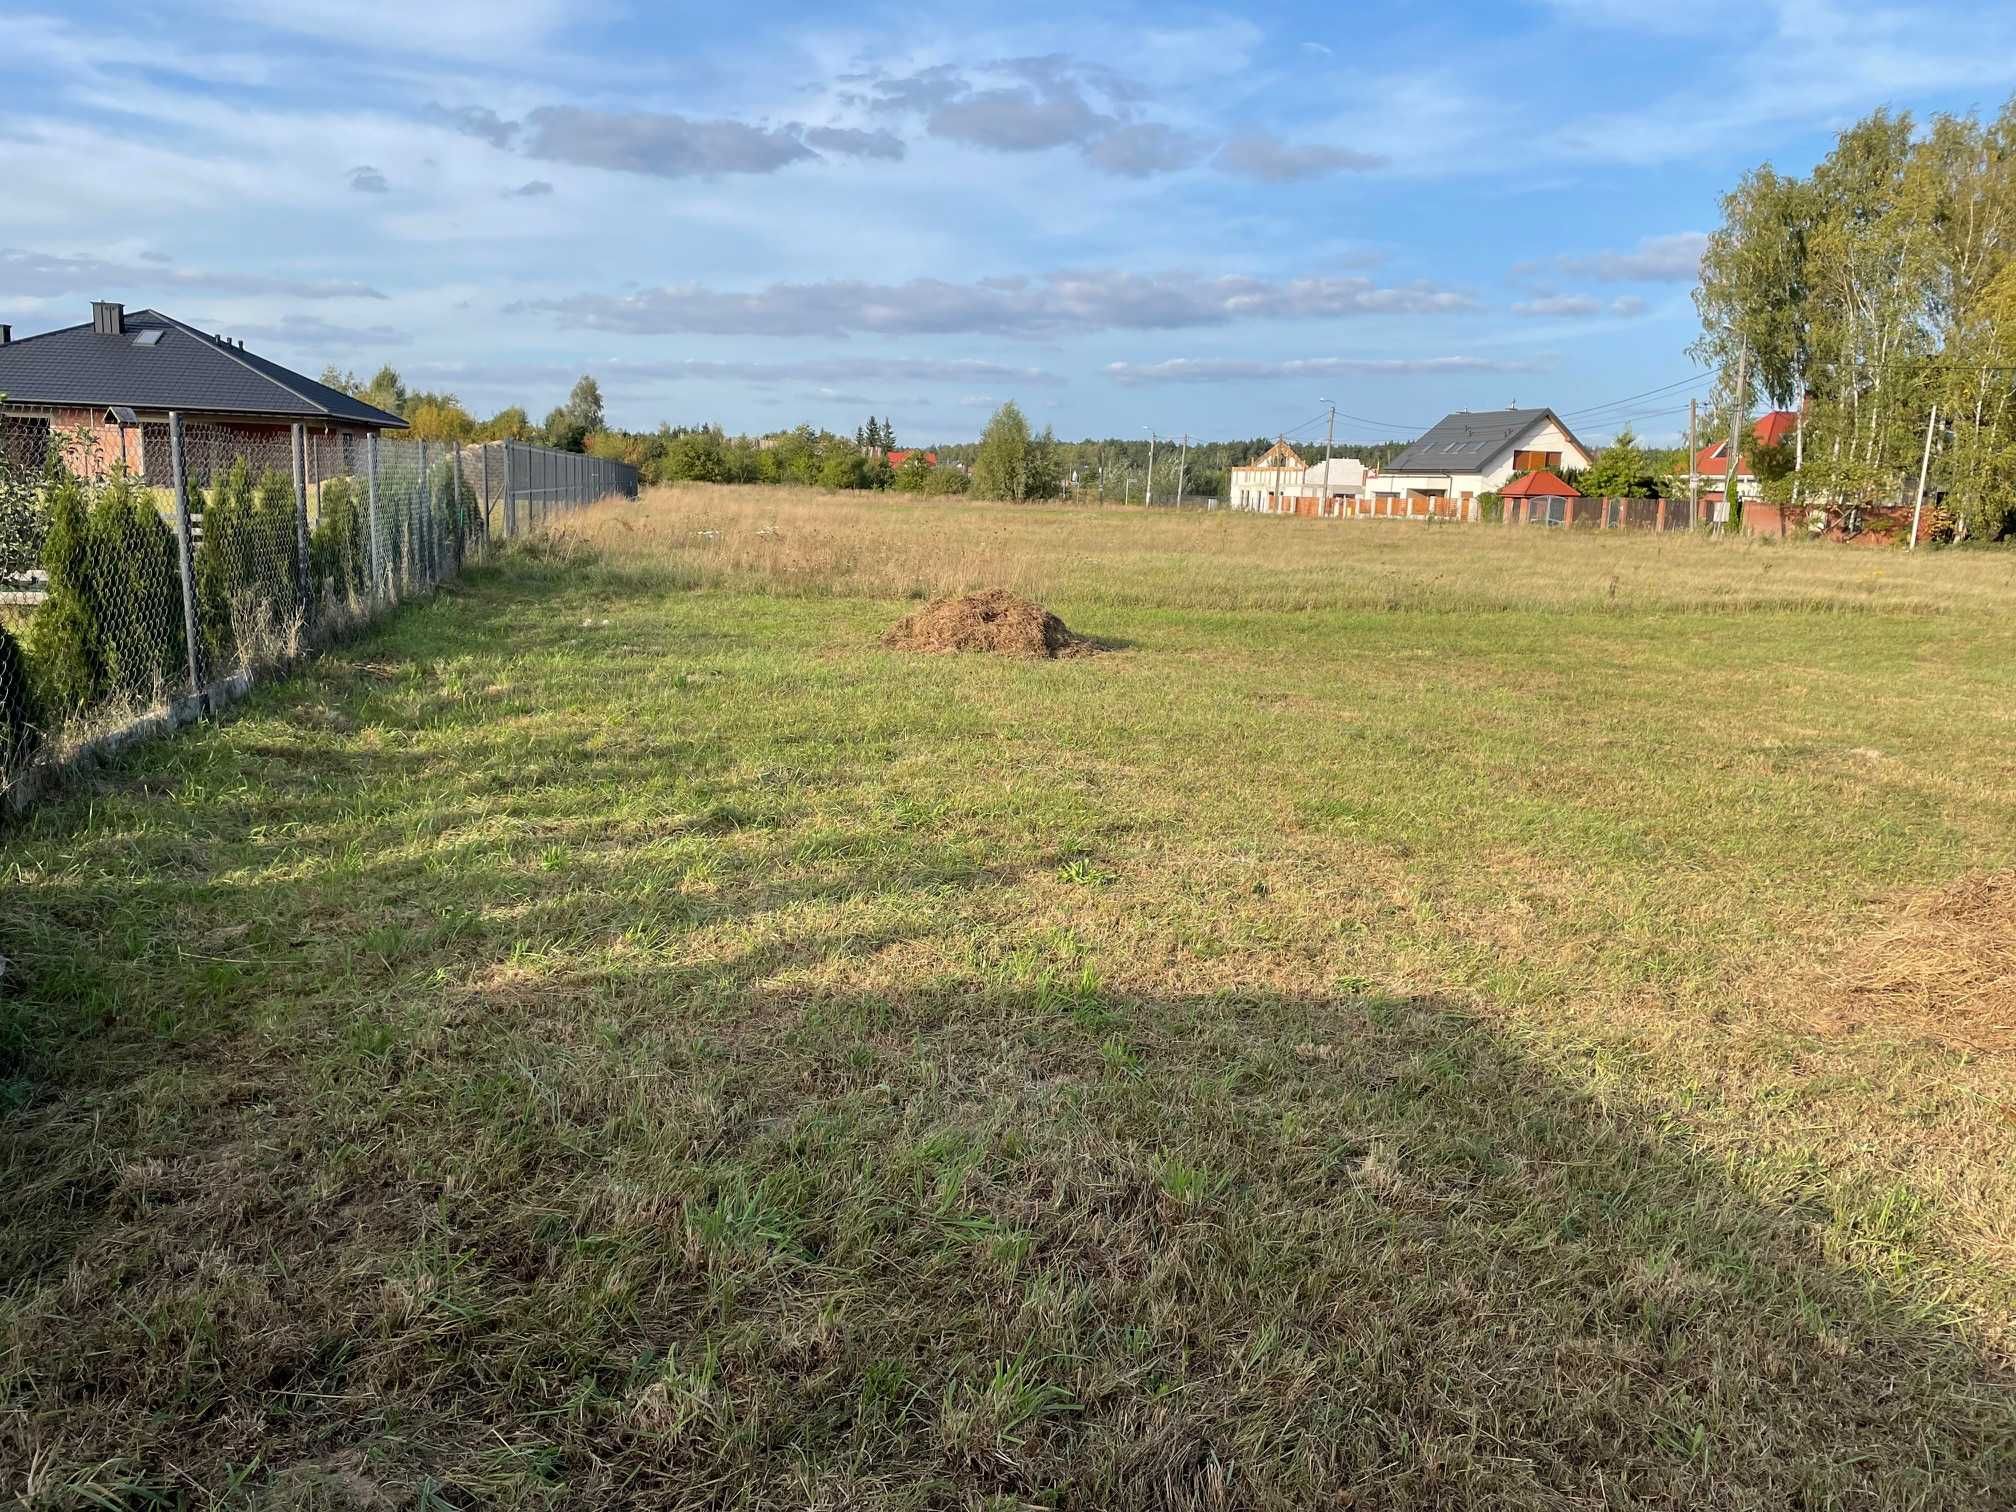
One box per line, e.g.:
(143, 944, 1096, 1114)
(1365, 407, 1593, 520)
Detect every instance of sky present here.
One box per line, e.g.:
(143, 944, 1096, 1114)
(5, 0, 2016, 448)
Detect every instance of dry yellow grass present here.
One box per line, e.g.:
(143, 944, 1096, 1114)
(567, 481, 2016, 615)
(1816, 870, 2016, 1055)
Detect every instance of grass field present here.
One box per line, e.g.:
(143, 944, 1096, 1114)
(4, 486, 2015, 1508)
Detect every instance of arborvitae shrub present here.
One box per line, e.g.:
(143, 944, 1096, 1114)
(86, 471, 188, 702)
(255, 467, 303, 610)
(32, 468, 101, 713)
(195, 459, 259, 669)
(309, 476, 367, 604)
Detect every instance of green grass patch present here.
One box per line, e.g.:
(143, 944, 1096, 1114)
(3, 494, 2015, 1507)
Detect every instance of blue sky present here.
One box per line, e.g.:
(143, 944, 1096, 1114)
(5, 0, 2016, 446)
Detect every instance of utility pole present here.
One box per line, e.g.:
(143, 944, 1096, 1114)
(1175, 432, 1189, 508)
(1791, 386, 1805, 515)
(1909, 404, 1938, 550)
(1721, 345, 1748, 533)
(1687, 397, 1699, 526)
(1321, 401, 1336, 516)
(1144, 430, 1158, 507)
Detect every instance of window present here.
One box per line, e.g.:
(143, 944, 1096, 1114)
(1512, 449, 1562, 473)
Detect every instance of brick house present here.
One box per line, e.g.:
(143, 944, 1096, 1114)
(0, 302, 406, 482)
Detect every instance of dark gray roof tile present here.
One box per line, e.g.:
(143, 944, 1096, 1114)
(0, 309, 406, 428)
(1387, 407, 1579, 473)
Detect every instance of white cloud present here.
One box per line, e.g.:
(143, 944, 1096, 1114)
(518, 107, 816, 178)
(1557, 233, 1708, 283)
(1213, 133, 1385, 182)
(1105, 355, 1548, 385)
(514, 269, 1478, 338)
(407, 355, 1066, 388)
(1511, 293, 1648, 317)
(1, 247, 388, 301)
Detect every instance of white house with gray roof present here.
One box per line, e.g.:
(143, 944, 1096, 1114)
(1366, 407, 1593, 518)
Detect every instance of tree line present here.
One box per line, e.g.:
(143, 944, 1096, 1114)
(1696, 95, 2016, 539)
(319, 365, 610, 453)
(315, 361, 1463, 509)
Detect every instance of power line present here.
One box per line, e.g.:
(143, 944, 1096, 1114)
(1329, 408, 1434, 434)
(1560, 371, 1716, 419)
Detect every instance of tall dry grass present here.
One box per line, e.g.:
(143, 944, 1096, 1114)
(554, 483, 2016, 616)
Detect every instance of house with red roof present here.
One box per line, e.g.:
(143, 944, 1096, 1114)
(1690, 410, 1801, 503)
(885, 449, 938, 469)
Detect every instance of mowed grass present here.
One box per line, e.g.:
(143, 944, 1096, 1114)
(3, 486, 2016, 1508)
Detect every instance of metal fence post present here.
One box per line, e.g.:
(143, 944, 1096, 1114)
(367, 431, 383, 599)
(502, 442, 516, 538)
(167, 412, 204, 699)
(418, 440, 432, 587)
(290, 423, 312, 622)
(451, 439, 465, 568)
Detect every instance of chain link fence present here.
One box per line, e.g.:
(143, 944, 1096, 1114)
(0, 413, 636, 807)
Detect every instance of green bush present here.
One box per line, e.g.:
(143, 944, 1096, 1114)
(196, 461, 295, 671)
(817, 450, 873, 491)
(32, 468, 100, 714)
(924, 465, 971, 497)
(196, 459, 252, 669)
(86, 471, 187, 702)
(428, 457, 480, 573)
(0, 447, 47, 581)
(309, 476, 367, 604)
(0, 619, 39, 774)
(1476, 490, 1503, 524)
(255, 466, 303, 610)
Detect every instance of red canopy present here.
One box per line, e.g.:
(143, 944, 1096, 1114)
(1500, 469, 1581, 498)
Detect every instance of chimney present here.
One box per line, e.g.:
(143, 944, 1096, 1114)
(0, 325, 10, 346)
(91, 301, 125, 336)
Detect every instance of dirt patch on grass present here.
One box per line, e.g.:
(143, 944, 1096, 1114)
(1812, 870, 2016, 1054)
(882, 589, 1098, 659)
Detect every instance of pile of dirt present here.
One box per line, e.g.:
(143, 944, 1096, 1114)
(1814, 870, 2016, 1054)
(881, 589, 1097, 659)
